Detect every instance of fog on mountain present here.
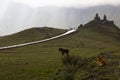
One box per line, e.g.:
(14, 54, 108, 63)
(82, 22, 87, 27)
(0, 2, 120, 36)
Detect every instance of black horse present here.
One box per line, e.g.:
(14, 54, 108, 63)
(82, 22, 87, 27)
(59, 48, 69, 56)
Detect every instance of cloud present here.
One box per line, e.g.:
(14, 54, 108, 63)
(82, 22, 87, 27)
(14, 0, 120, 8)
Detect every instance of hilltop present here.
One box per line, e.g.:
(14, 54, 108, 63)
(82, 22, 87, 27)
(79, 13, 120, 36)
(43, 14, 120, 50)
(0, 27, 66, 47)
(51, 14, 120, 80)
(0, 14, 119, 80)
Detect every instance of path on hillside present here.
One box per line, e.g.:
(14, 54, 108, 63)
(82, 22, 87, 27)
(0, 29, 76, 50)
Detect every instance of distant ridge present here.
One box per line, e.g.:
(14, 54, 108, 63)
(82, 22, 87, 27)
(0, 14, 120, 48)
(44, 13, 120, 49)
(78, 13, 120, 39)
(0, 27, 67, 47)
(52, 14, 120, 80)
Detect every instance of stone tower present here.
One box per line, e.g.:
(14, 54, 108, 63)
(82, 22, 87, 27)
(103, 15, 107, 21)
(94, 13, 101, 21)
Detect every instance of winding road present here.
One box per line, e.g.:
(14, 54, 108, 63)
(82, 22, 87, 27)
(0, 29, 76, 50)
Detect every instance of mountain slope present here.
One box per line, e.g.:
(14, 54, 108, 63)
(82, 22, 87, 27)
(43, 15, 120, 50)
(53, 21, 120, 79)
(46, 15, 120, 80)
(0, 27, 67, 47)
(0, 15, 119, 80)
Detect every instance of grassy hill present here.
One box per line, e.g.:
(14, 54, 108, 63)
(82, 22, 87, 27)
(0, 27, 67, 47)
(0, 17, 119, 80)
(42, 19, 120, 52)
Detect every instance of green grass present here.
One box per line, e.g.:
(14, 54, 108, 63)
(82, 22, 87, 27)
(0, 20, 119, 80)
(74, 52, 120, 80)
(0, 27, 66, 47)
(0, 48, 61, 80)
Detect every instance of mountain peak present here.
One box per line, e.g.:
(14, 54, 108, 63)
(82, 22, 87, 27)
(77, 14, 120, 39)
(78, 13, 116, 29)
(93, 13, 114, 25)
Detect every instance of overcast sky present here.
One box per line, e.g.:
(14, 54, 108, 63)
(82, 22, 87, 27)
(14, 0, 120, 8)
(0, 0, 120, 36)
(0, 0, 119, 18)
(0, 0, 120, 8)
(0, 0, 120, 18)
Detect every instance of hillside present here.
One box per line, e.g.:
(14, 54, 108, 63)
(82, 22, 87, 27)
(0, 14, 119, 80)
(45, 14, 120, 80)
(43, 14, 120, 49)
(0, 27, 67, 47)
(51, 14, 120, 80)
